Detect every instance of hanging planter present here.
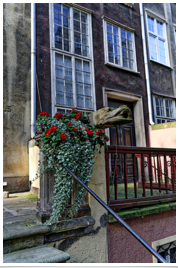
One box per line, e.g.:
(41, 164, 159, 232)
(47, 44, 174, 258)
(36, 109, 109, 225)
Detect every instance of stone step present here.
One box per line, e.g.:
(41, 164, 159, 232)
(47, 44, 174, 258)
(3, 244, 70, 263)
(3, 216, 95, 254)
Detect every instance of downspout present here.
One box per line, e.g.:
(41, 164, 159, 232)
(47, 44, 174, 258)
(139, 3, 155, 125)
(31, 3, 36, 138)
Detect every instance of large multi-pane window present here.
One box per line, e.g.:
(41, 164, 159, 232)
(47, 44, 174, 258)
(103, 18, 137, 72)
(154, 96, 176, 124)
(51, 3, 94, 115)
(152, 236, 176, 263)
(146, 13, 170, 66)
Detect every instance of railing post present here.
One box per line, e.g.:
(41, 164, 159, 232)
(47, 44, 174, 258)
(149, 154, 153, 196)
(171, 154, 175, 193)
(141, 154, 145, 197)
(114, 153, 118, 200)
(164, 154, 168, 194)
(105, 152, 110, 202)
(124, 153, 128, 199)
(133, 154, 137, 198)
(157, 155, 161, 193)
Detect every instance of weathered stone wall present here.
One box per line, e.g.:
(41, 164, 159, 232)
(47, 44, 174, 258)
(3, 3, 31, 192)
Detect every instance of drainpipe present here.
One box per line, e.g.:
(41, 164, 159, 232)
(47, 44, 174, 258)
(31, 3, 36, 138)
(139, 3, 155, 125)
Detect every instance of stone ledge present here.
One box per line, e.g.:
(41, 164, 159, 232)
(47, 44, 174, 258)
(3, 245, 70, 263)
(108, 202, 176, 223)
(3, 216, 95, 242)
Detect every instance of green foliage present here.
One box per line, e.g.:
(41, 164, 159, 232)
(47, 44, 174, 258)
(36, 109, 109, 225)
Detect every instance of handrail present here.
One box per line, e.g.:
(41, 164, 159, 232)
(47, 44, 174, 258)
(62, 164, 167, 263)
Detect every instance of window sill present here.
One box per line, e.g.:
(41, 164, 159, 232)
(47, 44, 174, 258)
(105, 62, 140, 74)
(150, 59, 172, 69)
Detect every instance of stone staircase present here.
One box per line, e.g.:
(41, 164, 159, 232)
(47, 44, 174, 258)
(3, 192, 95, 263)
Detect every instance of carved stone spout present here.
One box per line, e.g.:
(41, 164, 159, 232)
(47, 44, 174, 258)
(88, 105, 132, 129)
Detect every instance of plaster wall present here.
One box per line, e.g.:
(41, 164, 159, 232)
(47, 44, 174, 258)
(3, 3, 31, 192)
(107, 210, 176, 263)
(149, 122, 176, 148)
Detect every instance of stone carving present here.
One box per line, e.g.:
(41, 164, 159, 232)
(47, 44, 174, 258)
(89, 105, 132, 128)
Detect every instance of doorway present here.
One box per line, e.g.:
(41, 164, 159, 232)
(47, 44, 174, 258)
(108, 99, 136, 184)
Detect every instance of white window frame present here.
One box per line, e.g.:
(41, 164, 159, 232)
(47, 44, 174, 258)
(49, 3, 96, 116)
(145, 10, 170, 67)
(102, 16, 138, 73)
(152, 235, 176, 263)
(153, 95, 176, 124)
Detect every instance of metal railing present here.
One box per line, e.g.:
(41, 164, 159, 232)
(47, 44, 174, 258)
(105, 146, 176, 207)
(62, 164, 167, 263)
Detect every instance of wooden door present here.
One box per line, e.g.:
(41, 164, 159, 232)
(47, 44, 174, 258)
(108, 99, 136, 184)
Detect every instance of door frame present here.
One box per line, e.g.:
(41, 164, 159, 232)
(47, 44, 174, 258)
(102, 87, 146, 147)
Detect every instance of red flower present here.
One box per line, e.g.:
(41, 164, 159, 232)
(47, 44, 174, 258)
(60, 133, 67, 140)
(45, 129, 52, 136)
(67, 123, 73, 126)
(104, 135, 109, 142)
(79, 127, 82, 130)
(71, 108, 75, 112)
(85, 128, 93, 137)
(55, 112, 63, 119)
(99, 130, 103, 135)
(95, 131, 99, 136)
(40, 112, 49, 116)
(51, 126, 58, 132)
(72, 127, 77, 132)
(74, 113, 81, 120)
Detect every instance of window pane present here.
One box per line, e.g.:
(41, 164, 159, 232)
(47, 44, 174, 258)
(148, 16, 154, 32)
(123, 57, 128, 68)
(82, 34, 88, 45)
(121, 29, 126, 39)
(65, 81, 73, 93)
(108, 43, 113, 53)
(83, 61, 90, 72)
(76, 82, 83, 95)
(84, 72, 90, 84)
(64, 56, 71, 67)
(73, 10, 80, 20)
(149, 35, 157, 61)
(56, 65, 63, 79)
(166, 108, 170, 117)
(63, 28, 70, 39)
(74, 20, 80, 31)
(82, 23, 87, 34)
(64, 40, 70, 51)
(107, 23, 112, 33)
(158, 39, 166, 64)
(54, 13, 62, 26)
(63, 16, 70, 28)
(156, 107, 160, 116)
(83, 45, 89, 57)
(74, 32, 81, 43)
(85, 96, 92, 108)
(108, 53, 114, 63)
(56, 54, 63, 65)
(113, 26, 118, 35)
(54, 25, 62, 37)
(56, 91, 64, 105)
(66, 93, 73, 106)
(75, 43, 81, 54)
(161, 107, 165, 116)
(129, 60, 134, 70)
(121, 38, 126, 49)
(155, 98, 159, 106)
(81, 12, 87, 23)
(65, 67, 72, 80)
(107, 32, 113, 43)
(157, 21, 163, 37)
(115, 55, 120, 65)
(54, 4, 61, 14)
(114, 45, 120, 55)
(56, 79, 64, 91)
(63, 5, 70, 16)
(55, 37, 62, 49)
(76, 70, 83, 82)
(114, 35, 119, 45)
(77, 95, 84, 107)
(75, 59, 82, 70)
(84, 84, 91, 96)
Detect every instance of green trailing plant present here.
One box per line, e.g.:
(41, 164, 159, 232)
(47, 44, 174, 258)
(36, 109, 109, 225)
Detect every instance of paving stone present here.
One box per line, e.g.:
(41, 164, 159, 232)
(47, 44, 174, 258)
(3, 245, 70, 263)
